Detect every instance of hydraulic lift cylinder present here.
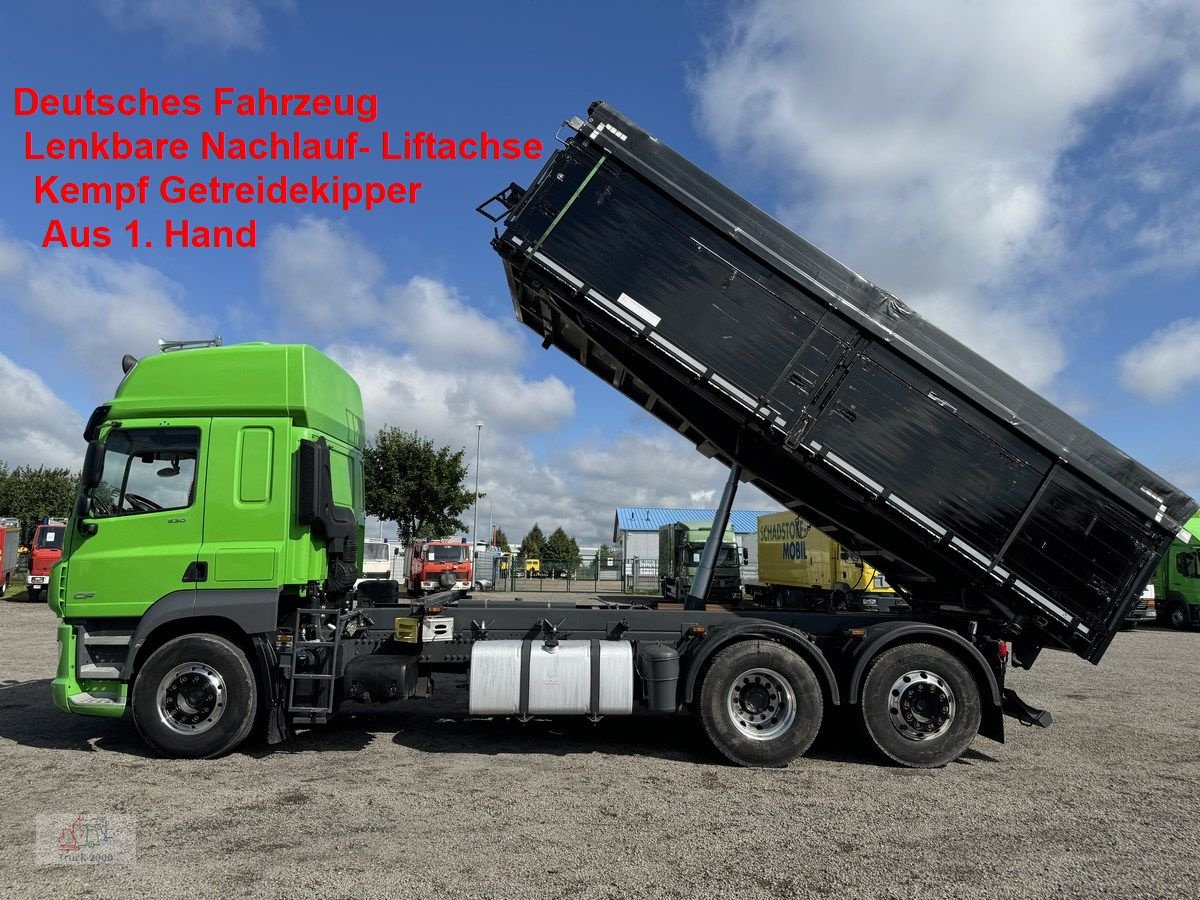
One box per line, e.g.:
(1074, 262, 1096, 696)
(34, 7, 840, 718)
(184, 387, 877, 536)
(685, 463, 741, 611)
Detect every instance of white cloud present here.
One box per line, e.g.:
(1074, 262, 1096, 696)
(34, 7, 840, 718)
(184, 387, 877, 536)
(692, 0, 1200, 390)
(550, 431, 779, 538)
(261, 217, 573, 442)
(382, 278, 525, 368)
(262, 218, 387, 336)
(454, 430, 780, 550)
(263, 218, 529, 366)
(0, 233, 209, 385)
(95, 0, 273, 52)
(1118, 317, 1200, 403)
(327, 342, 573, 441)
(0, 353, 82, 469)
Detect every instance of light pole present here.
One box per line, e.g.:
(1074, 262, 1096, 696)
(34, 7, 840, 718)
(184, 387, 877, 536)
(471, 421, 483, 555)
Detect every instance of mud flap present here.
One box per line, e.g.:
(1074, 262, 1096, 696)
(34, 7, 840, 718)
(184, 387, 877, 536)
(252, 634, 292, 745)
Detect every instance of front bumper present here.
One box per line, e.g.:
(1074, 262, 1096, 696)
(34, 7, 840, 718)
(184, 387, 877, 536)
(51, 622, 127, 717)
(420, 580, 471, 591)
(1127, 601, 1157, 622)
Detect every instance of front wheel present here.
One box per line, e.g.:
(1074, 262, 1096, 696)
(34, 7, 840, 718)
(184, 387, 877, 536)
(698, 640, 824, 767)
(131, 634, 257, 759)
(858, 643, 981, 768)
(1166, 601, 1189, 630)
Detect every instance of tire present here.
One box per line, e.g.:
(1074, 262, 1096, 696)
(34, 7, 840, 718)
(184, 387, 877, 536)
(26, 586, 43, 604)
(698, 640, 824, 768)
(858, 642, 981, 768)
(132, 634, 257, 759)
(0, 574, 6, 597)
(1166, 601, 1189, 630)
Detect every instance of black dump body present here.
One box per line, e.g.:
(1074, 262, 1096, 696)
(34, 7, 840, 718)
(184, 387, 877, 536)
(485, 101, 1198, 665)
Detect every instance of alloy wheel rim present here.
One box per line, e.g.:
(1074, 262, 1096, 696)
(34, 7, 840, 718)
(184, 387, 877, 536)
(726, 667, 796, 741)
(887, 669, 955, 742)
(156, 662, 227, 735)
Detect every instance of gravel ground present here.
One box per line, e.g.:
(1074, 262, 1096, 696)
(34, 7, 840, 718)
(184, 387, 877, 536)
(1, 597, 1198, 900)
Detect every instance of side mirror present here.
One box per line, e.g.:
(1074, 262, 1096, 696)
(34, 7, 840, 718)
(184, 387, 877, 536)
(743, 547, 749, 564)
(74, 494, 97, 536)
(81, 440, 105, 491)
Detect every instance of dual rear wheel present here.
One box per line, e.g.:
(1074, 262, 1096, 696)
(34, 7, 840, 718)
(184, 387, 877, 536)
(698, 640, 981, 769)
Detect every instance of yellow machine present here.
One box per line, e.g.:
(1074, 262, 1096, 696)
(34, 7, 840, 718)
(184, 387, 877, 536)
(749, 512, 898, 608)
(523, 558, 541, 577)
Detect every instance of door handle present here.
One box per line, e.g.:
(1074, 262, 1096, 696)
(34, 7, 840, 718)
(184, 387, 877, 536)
(182, 561, 208, 583)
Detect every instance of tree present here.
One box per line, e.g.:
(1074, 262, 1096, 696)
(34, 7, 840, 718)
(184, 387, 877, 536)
(363, 428, 476, 545)
(598, 543, 614, 567)
(519, 523, 546, 560)
(0, 464, 78, 546)
(545, 526, 582, 568)
(493, 527, 511, 553)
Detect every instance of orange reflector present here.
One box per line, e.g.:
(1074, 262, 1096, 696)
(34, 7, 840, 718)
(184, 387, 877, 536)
(689, 625, 707, 635)
(428, 606, 443, 615)
(848, 628, 866, 638)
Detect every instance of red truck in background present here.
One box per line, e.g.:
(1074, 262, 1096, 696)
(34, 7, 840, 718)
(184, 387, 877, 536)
(405, 537, 473, 595)
(0, 518, 19, 598)
(25, 518, 66, 603)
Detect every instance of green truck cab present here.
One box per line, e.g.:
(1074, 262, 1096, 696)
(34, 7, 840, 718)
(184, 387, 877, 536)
(1154, 513, 1200, 629)
(658, 520, 743, 603)
(51, 342, 364, 757)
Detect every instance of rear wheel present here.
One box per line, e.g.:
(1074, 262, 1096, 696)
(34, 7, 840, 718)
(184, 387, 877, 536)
(26, 586, 43, 603)
(699, 641, 823, 767)
(132, 634, 257, 759)
(858, 643, 981, 768)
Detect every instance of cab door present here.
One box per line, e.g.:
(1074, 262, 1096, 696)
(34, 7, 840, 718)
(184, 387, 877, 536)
(194, 418, 289, 599)
(64, 421, 209, 618)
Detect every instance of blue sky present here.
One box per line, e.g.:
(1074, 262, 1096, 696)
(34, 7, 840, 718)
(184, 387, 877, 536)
(1, 1, 1198, 548)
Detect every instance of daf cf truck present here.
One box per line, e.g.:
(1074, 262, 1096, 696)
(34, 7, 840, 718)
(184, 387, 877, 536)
(52, 103, 1197, 769)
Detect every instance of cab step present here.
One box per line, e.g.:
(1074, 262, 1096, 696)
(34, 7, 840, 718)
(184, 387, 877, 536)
(79, 663, 122, 679)
(68, 691, 126, 709)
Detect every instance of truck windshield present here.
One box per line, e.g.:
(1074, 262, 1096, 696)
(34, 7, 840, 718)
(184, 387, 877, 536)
(364, 543, 390, 561)
(685, 544, 739, 566)
(93, 427, 200, 517)
(427, 546, 468, 562)
(35, 526, 65, 549)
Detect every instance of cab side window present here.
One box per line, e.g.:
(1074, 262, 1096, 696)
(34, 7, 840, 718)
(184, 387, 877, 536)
(93, 427, 200, 517)
(1177, 552, 1199, 579)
